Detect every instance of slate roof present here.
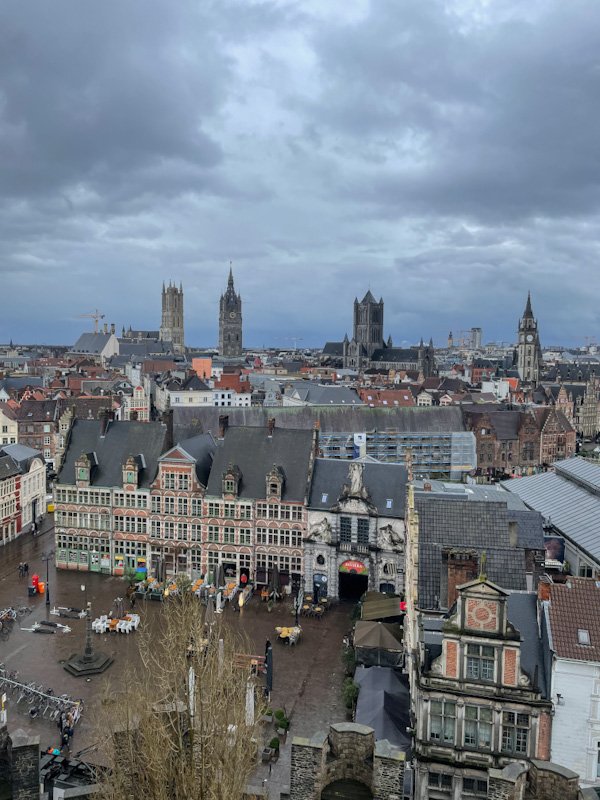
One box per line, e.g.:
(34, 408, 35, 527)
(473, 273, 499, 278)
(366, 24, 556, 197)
(308, 458, 407, 518)
(371, 347, 420, 364)
(72, 333, 114, 354)
(118, 340, 174, 356)
(0, 455, 20, 480)
(322, 341, 344, 356)
(16, 399, 63, 422)
(176, 433, 216, 486)
(502, 458, 600, 562)
(544, 364, 600, 382)
(57, 419, 167, 488)
(0, 377, 43, 392)
(173, 405, 467, 442)
(506, 593, 548, 698)
(206, 426, 313, 502)
(415, 496, 528, 610)
(547, 578, 600, 662)
(286, 383, 363, 405)
(0, 443, 42, 471)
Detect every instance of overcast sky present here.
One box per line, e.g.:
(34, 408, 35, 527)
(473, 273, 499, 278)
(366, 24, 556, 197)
(1, 0, 600, 349)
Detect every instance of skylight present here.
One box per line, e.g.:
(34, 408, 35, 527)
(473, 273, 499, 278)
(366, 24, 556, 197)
(386, 499, 393, 508)
(321, 493, 328, 503)
(578, 629, 591, 646)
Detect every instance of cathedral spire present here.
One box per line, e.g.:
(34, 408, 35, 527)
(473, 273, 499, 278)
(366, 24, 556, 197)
(228, 261, 234, 288)
(523, 291, 534, 319)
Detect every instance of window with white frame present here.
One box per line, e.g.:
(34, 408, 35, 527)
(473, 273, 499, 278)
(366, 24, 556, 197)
(501, 712, 529, 755)
(223, 526, 235, 544)
(429, 699, 456, 744)
(466, 644, 495, 681)
(464, 705, 492, 749)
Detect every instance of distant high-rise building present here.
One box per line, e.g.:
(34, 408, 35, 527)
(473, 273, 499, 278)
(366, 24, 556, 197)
(471, 327, 482, 349)
(219, 266, 243, 358)
(517, 292, 542, 384)
(160, 282, 184, 354)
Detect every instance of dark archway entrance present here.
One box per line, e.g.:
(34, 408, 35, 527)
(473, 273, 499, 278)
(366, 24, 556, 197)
(338, 570, 368, 601)
(321, 779, 373, 799)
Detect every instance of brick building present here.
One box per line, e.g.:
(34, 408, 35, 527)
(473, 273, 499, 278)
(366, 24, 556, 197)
(202, 417, 316, 588)
(15, 399, 65, 468)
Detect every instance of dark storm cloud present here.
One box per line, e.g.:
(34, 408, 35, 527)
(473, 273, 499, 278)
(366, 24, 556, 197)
(1, 0, 600, 347)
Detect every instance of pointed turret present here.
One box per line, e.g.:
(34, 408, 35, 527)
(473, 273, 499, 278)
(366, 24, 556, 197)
(387, 334, 393, 348)
(523, 291, 534, 319)
(429, 337, 434, 348)
(228, 262, 234, 287)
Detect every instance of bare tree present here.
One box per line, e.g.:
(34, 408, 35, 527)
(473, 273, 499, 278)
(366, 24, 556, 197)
(96, 594, 265, 800)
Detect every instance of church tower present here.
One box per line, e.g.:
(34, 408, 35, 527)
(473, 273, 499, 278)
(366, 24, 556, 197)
(160, 282, 185, 354)
(517, 292, 542, 384)
(353, 290, 384, 359)
(219, 266, 243, 358)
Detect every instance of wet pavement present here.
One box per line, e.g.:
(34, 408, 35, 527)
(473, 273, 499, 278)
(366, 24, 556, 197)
(0, 520, 353, 797)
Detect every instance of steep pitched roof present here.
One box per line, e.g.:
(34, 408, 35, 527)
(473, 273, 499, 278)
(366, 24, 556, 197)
(72, 333, 114, 354)
(0, 454, 20, 480)
(415, 496, 529, 610)
(175, 433, 216, 486)
(547, 578, 600, 662)
(206, 426, 313, 501)
(308, 458, 407, 518)
(15, 399, 64, 422)
(370, 348, 420, 364)
(57, 419, 167, 488)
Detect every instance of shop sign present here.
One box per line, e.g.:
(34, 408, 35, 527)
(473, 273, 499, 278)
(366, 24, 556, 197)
(339, 559, 368, 575)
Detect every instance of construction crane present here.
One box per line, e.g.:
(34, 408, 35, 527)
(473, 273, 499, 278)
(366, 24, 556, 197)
(78, 309, 105, 333)
(286, 336, 304, 352)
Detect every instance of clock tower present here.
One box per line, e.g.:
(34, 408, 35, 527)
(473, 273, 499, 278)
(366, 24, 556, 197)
(517, 292, 542, 385)
(218, 265, 243, 358)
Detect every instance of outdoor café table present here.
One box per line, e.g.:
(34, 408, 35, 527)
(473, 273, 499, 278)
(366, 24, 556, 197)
(301, 604, 311, 616)
(304, 594, 313, 603)
(260, 589, 270, 602)
(313, 606, 324, 619)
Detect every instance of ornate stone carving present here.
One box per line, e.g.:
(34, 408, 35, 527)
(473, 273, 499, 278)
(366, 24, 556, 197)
(307, 517, 333, 544)
(378, 523, 403, 550)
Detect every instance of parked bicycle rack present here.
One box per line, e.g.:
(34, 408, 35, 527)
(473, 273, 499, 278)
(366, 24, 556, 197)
(0, 666, 83, 724)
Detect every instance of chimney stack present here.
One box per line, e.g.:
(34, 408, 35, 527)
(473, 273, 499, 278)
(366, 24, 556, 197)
(508, 521, 518, 549)
(312, 420, 320, 457)
(267, 418, 276, 437)
(537, 575, 553, 602)
(110, 323, 115, 335)
(218, 415, 229, 440)
(100, 409, 111, 437)
(161, 409, 174, 451)
(103, 322, 108, 335)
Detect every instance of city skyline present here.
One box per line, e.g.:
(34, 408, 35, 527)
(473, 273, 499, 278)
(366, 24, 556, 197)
(2, 1, 600, 347)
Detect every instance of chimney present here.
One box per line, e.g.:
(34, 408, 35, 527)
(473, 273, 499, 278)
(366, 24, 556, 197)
(446, 551, 478, 608)
(423, 481, 432, 492)
(110, 323, 115, 335)
(103, 322, 108, 335)
(537, 575, 552, 602)
(312, 421, 320, 458)
(218, 415, 229, 440)
(161, 409, 174, 451)
(100, 409, 111, 437)
(508, 521, 518, 549)
(267, 417, 276, 437)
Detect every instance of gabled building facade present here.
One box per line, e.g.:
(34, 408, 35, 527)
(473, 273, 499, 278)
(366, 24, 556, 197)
(411, 580, 552, 800)
(304, 459, 407, 600)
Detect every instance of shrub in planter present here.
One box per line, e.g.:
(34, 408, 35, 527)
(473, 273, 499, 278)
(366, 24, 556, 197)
(269, 737, 280, 751)
(342, 678, 359, 710)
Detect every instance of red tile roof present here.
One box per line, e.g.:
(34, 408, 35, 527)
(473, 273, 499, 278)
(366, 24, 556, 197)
(548, 578, 600, 661)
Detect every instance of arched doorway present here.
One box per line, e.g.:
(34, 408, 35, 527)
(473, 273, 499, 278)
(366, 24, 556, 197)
(339, 559, 369, 601)
(321, 779, 373, 799)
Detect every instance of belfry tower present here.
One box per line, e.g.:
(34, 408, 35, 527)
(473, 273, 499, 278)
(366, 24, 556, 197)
(160, 282, 185, 354)
(218, 266, 243, 358)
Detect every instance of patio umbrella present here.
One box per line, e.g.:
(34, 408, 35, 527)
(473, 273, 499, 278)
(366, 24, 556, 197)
(216, 563, 225, 589)
(269, 565, 280, 599)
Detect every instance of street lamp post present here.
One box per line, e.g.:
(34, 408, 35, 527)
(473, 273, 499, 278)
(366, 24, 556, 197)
(41, 550, 54, 608)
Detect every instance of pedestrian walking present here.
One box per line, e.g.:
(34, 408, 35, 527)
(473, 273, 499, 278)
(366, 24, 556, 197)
(24, 563, 29, 577)
(130, 593, 136, 609)
(18, 563, 23, 578)
(265, 639, 272, 657)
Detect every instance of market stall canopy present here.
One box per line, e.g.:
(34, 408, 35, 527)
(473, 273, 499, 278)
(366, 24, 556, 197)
(361, 593, 405, 621)
(354, 620, 403, 667)
(354, 666, 411, 752)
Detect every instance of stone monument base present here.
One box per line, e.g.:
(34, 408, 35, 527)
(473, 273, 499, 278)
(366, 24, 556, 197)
(64, 651, 113, 677)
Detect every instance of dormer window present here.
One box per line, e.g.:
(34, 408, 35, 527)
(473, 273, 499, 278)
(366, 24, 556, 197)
(266, 464, 285, 500)
(224, 479, 236, 494)
(222, 463, 240, 498)
(269, 482, 279, 495)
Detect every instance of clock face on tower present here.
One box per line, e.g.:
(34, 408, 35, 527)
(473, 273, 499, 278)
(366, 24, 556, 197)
(229, 311, 236, 319)
(526, 334, 534, 342)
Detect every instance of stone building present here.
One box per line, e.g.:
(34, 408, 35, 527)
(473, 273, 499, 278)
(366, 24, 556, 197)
(304, 459, 407, 600)
(410, 579, 553, 800)
(289, 722, 406, 800)
(516, 293, 542, 385)
(218, 267, 243, 359)
(324, 290, 436, 375)
(160, 281, 185, 354)
(15, 398, 65, 469)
